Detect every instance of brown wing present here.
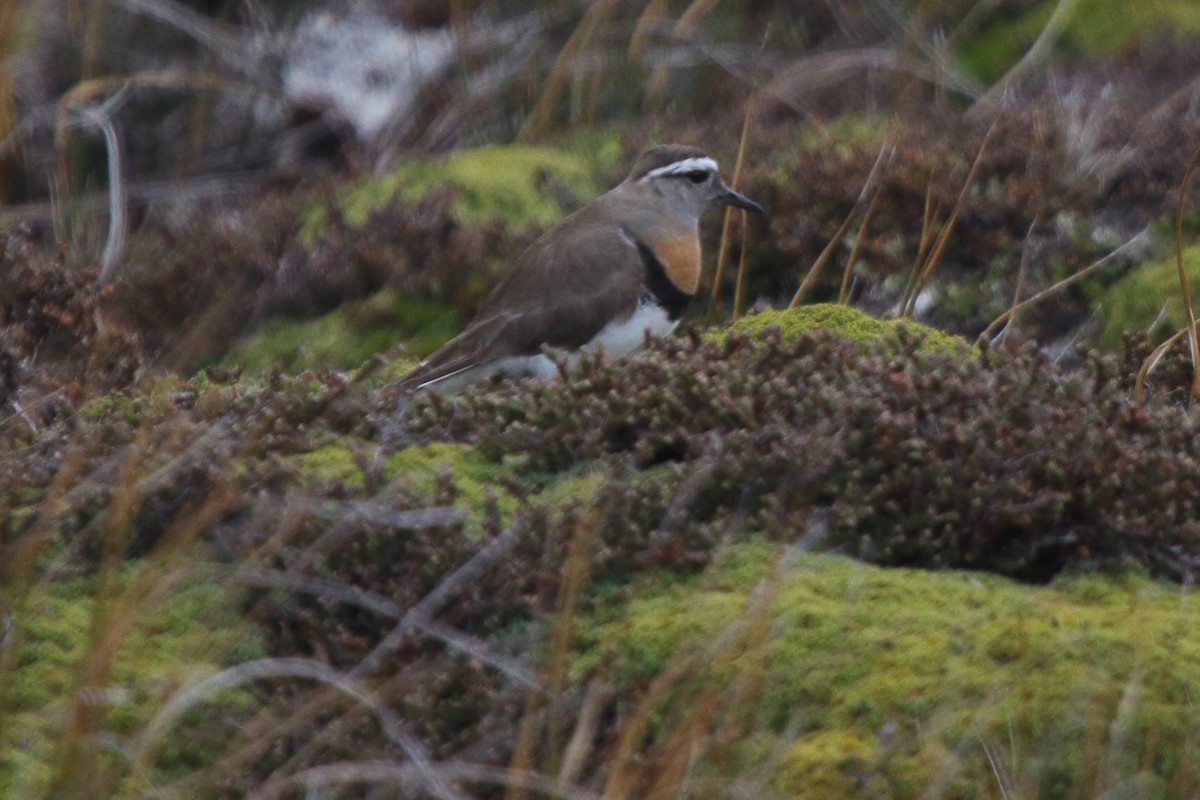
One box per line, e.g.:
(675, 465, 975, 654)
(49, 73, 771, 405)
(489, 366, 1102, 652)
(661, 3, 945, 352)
(395, 215, 643, 392)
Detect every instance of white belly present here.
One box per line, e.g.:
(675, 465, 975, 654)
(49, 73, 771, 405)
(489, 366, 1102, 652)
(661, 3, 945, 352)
(416, 303, 675, 393)
(584, 302, 677, 359)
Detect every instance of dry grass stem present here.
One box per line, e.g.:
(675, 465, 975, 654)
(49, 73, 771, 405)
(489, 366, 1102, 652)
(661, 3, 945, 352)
(982, 742, 1013, 800)
(628, 0, 672, 62)
(709, 98, 755, 321)
(505, 680, 544, 800)
(918, 178, 937, 264)
(760, 48, 977, 117)
(789, 201, 856, 309)
(557, 678, 613, 788)
(838, 185, 883, 304)
(790, 136, 892, 309)
(1173, 142, 1200, 404)
(708, 209, 737, 321)
(899, 179, 939, 314)
(1135, 329, 1189, 409)
(644, 0, 721, 103)
(521, 1, 619, 139)
(109, 0, 262, 77)
(601, 576, 776, 800)
(231, 567, 537, 687)
(507, 508, 597, 800)
(0, 3, 19, 200)
(977, 228, 1151, 344)
(732, 210, 751, 320)
(902, 119, 998, 318)
(999, 216, 1040, 345)
(0, 172, 263, 228)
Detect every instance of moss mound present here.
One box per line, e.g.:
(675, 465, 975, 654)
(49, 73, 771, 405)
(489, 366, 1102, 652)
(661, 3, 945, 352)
(0, 572, 261, 796)
(577, 541, 1200, 798)
(302, 138, 622, 243)
(727, 304, 971, 353)
(222, 289, 460, 373)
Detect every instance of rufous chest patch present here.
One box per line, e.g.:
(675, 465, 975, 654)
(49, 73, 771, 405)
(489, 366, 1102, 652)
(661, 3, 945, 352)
(647, 234, 702, 295)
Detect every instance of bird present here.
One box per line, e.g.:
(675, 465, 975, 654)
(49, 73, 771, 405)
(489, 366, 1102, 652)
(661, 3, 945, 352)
(394, 143, 764, 394)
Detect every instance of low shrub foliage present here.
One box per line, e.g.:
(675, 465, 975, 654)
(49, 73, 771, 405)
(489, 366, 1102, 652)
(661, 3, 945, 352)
(412, 327, 1200, 583)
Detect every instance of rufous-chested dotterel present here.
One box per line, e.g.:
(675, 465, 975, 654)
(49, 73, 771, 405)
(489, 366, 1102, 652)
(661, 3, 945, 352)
(395, 144, 764, 394)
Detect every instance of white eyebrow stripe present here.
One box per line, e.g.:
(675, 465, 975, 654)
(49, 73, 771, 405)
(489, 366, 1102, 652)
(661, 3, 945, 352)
(642, 156, 718, 180)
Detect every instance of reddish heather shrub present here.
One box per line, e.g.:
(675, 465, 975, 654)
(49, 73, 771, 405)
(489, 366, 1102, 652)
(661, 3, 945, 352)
(411, 328, 1200, 583)
(0, 229, 145, 423)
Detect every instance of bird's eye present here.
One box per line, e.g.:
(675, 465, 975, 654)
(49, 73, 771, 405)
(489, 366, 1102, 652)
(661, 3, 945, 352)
(685, 170, 708, 184)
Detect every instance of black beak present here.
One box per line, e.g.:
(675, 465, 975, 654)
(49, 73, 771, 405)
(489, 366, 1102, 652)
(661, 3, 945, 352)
(717, 184, 764, 214)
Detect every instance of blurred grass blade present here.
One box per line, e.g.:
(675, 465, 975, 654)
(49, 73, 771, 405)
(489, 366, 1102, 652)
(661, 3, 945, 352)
(521, 1, 619, 139)
(628, 0, 671, 62)
(977, 228, 1150, 345)
(54, 72, 237, 199)
(969, 0, 1083, 120)
(999, 216, 1040, 345)
(645, 0, 721, 105)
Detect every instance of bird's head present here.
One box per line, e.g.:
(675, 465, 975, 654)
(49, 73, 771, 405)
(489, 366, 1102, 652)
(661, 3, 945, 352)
(628, 144, 764, 223)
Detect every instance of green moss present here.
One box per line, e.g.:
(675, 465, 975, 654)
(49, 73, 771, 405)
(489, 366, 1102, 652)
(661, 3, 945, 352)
(303, 441, 605, 526)
(301, 442, 365, 485)
(576, 541, 1200, 796)
(960, 0, 1200, 82)
(800, 115, 891, 160)
(302, 136, 622, 243)
(77, 375, 186, 425)
(778, 729, 886, 799)
(222, 290, 459, 373)
(385, 442, 512, 514)
(724, 304, 972, 354)
(959, 2, 1056, 83)
(1095, 244, 1200, 349)
(0, 569, 261, 796)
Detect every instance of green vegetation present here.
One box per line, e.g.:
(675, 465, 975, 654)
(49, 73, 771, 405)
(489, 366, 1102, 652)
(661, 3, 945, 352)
(1096, 243, 1200, 349)
(961, 0, 1200, 82)
(578, 540, 1200, 796)
(725, 304, 973, 354)
(303, 440, 605, 527)
(6, 0, 1200, 795)
(798, 115, 892, 161)
(222, 290, 459, 373)
(302, 136, 623, 243)
(0, 572, 260, 796)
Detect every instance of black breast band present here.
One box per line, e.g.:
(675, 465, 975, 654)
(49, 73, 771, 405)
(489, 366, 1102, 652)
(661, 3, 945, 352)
(633, 238, 693, 321)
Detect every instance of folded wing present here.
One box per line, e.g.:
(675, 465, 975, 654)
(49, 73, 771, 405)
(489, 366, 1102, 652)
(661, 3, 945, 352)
(395, 217, 644, 392)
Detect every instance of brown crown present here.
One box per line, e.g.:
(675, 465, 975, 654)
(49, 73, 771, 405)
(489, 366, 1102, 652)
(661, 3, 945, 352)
(626, 144, 712, 181)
